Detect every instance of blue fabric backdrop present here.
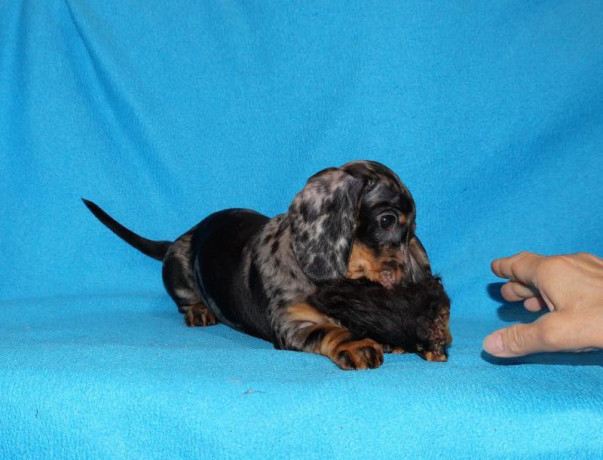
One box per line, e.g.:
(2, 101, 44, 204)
(1, 1, 602, 458)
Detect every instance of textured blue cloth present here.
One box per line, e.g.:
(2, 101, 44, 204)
(1, 1, 602, 458)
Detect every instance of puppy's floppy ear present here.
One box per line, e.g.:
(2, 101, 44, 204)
(405, 236, 432, 282)
(289, 168, 364, 282)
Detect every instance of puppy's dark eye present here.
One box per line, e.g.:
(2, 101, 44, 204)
(379, 214, 397, 230)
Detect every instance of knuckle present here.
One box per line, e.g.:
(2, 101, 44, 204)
(504, 326, 527, 354)
(537, 324, 561, 350)
(541, 256, 572, 276)
(574, 251, 597, 263)
(514, 251, 538, 262)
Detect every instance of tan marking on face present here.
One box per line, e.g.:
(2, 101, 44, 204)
(346, 241, 404, 288)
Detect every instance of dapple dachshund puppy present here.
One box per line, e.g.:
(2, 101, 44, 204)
(84, 160, 449, 369)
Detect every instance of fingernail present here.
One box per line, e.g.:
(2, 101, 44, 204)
(484, 333, 504, 354)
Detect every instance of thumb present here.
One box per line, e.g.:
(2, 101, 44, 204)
(483, 322, 546, 358)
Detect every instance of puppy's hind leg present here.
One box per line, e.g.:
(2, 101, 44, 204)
(162, 232, 218, 327)
(183, 303, 218, 327)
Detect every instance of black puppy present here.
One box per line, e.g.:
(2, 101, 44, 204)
(84, 160, 447, 369)
(307, 276, 452, 365)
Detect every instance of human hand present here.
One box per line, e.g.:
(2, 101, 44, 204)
(483, 251, 603, 357)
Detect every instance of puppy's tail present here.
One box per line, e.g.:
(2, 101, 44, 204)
(82, 198, 172, 261)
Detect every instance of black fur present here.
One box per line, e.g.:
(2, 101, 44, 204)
(192, 209, 274, 341)
(82, 199, 171, 261)
(308, 276, 451, 356)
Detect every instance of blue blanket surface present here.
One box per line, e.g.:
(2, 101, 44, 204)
(1, 1, 602, 458)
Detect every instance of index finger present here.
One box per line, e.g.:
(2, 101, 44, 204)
(491, 251, 544, 286)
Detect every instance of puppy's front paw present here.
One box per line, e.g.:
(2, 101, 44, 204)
(184, 303, 218, 327)
(332, 339, 384, 370)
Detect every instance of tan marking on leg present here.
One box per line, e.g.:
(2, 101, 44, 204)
(184, 303, 218, 327)
(383, 344, 406, 354)
(331, 338, 384, 370)
(423, 351, 447, 362)
(318, 326, 353, 355)
(284, 303, 384, 370)
(288, 302, 330, 325)
(390, 347, 408, 354)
